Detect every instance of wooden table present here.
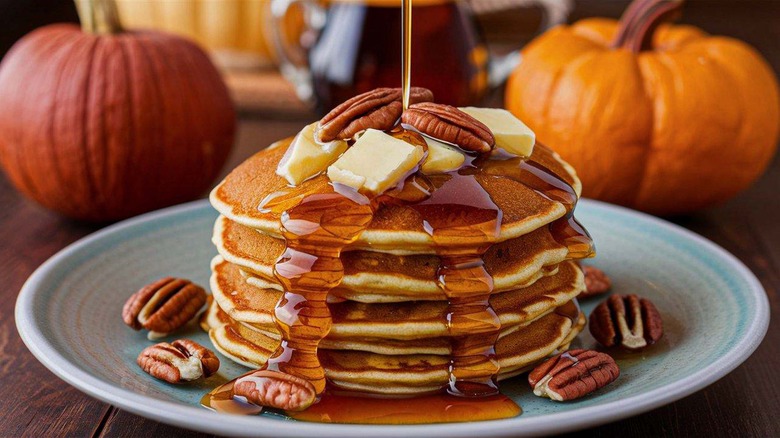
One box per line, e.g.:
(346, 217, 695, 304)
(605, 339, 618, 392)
(1, 1, 779, 436)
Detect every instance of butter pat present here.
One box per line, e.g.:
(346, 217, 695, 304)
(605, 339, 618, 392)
(327, 129, 424, 195)
(421, 136, 465, 174)
(460, 107, 535, 157)
(276, 123, 348, 185)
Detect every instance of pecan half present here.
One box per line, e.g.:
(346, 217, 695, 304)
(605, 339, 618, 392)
(589, 294, 663, 350)
(233, 370, 316, 411)
(580, 265, 612, 298)
(137, 339, 219, 383)
(122, 277, 207, 339)
(401, 102, 495, 153)
(316, 87, 433, 142)
(528, 349, 619, 401)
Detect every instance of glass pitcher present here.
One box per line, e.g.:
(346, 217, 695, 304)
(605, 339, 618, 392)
(270, 0, 569, 112)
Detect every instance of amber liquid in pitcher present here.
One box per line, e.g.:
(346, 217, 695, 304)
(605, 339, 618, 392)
(310, 0, 488, 112)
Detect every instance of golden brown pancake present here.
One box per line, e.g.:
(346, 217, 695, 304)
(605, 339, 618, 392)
(203, 298, 585, 395)
(213, 215, 571, 298)
(210, 138, 582, 252)
(210, 256, 584, 340)
(205, 133, 593, 397)
(497, 312, 587, 381)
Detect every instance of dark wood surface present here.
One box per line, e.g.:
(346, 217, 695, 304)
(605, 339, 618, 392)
(1, 0, 779, 436)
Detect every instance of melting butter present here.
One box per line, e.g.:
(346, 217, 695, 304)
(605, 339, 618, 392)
(327, 129, 424, 195)
(421, 136, 465, 174)
(460, 107, 535, 157)
(276, 123, 348, 185)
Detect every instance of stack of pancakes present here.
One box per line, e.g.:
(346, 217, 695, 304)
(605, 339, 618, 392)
(202, 139, 590, 395)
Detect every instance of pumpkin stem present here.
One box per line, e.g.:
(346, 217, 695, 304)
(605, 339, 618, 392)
(611, 0, 684, 52)
(74, 0, 124, 35)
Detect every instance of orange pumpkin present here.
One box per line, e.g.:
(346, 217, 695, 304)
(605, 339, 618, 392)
(0, 0, 235, 221)
(506, 0, 779, 215)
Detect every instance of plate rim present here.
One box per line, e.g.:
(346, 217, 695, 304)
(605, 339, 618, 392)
(15, 198, 770, 437)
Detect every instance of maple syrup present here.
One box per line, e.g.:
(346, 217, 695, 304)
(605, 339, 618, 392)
(478, 145, 594, 260)
(288, 392, 521, 424)
(260, 185, 375, 394)
(401, 0, 413, 110)
(203, 380, 520, 424)
(310, 0, 488, 111)
(203, 142, 592, 421)
(201, 379, 264, 416)
(201, 0, 593, 424)
(406, 171, 502, 396)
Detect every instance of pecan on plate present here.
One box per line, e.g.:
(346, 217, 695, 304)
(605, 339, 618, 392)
(401, 102, 495, 153)
(580, 265, 612, 298)
(528, 349, 619, 401)
(137, 339, 219, 383)
(589, 294, 663, 350)
(123, 277, 207, 339)
(233, 370, 316, 411)
(316, 87, 433, 142)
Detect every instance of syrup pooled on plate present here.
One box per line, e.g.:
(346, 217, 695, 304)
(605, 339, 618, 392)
(201, 379, 264, 416)
(288, 391, 521, 424)
(203, 378, 521, 424)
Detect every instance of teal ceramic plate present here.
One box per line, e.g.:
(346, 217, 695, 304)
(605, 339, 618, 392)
(16, 199, 769, 437)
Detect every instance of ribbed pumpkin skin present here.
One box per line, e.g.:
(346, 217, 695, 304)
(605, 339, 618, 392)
(506, 18, 780, 215)
(0, 24, 235, 221)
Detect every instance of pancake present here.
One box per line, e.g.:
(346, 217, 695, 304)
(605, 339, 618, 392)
(243, 264, 559, 304)
(210, 256, 277, 328)
(205, 124, 595, 400)
(209, 322, 278, 370)
(322, 312, 586, 395)
(199, 294, 223, 332)
(210, 139, 582, 253)
(203, 298, 585, 395)
(213, 215, 571, 298)
(492, 312, 586, 381)
(319, 336, 453, 356)
(211, 256, 583, 340)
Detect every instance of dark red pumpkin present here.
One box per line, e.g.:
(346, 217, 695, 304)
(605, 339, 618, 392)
(0, 0, 235, 221)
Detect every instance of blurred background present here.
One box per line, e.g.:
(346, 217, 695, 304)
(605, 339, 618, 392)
(2, 0, 776, 118)
(0, 0, 778, 220)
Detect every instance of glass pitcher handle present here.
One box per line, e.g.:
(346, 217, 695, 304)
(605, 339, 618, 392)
(483, 0, 573, 87)
(535, 0, 572, 31)
(269, 0, 327, 103)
